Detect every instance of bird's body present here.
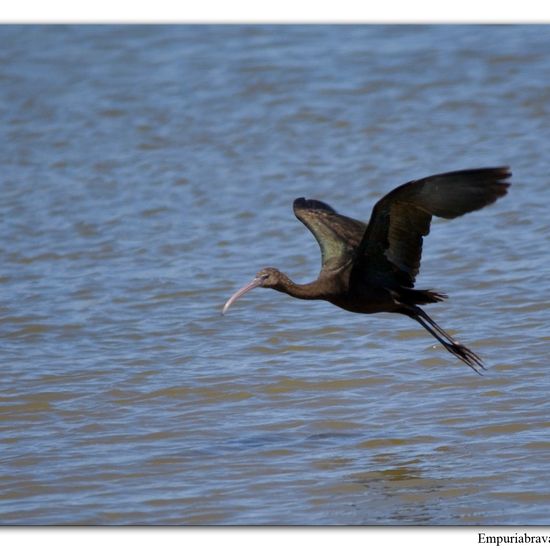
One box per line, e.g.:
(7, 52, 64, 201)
(222, 167, 511, 374)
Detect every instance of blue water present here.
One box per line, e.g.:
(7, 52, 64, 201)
(0, 24, 549, 525)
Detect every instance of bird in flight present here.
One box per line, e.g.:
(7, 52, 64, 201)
(222, 167, 511, 374)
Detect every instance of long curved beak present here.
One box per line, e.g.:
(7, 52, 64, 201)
(222, 277, 263, 315)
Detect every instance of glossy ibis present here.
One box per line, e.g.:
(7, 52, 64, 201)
(222, 167, 511, 374)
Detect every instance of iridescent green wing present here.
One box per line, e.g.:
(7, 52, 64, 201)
(293, 198, 366, 273)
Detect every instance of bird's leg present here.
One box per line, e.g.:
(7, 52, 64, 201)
(401, 306, 486, 375)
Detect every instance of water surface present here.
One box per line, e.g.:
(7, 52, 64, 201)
(1, 25, 549, 525)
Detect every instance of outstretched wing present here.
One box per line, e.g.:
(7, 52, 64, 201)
(352, 167, 511, 288)
(293, 198, 366, 272)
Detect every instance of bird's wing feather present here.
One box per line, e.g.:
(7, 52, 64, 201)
(352, 167, 511, 287)
(293, 198, 366, 272)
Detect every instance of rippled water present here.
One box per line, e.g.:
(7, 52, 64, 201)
(1, 24, 549, 525)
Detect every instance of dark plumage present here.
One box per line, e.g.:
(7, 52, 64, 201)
(222, 167, 511, 374)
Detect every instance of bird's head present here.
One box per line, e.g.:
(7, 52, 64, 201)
(222, 267, 284, 315)
(254, 267, 284, 288)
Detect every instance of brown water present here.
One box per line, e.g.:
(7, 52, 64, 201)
(1, 24, 549, 525)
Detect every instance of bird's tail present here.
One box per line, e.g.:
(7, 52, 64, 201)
(398, 287, 448, 305)
(400, 305, 485, 375)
